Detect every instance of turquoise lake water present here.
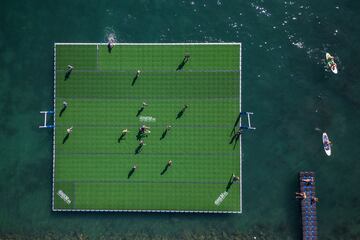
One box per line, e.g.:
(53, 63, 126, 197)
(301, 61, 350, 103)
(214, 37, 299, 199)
(1, 0, 360, 239)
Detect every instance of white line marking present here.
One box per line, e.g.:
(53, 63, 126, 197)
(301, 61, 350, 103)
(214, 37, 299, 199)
(239, 43, 242, 213)
(52, 43, 57, 211)
(52, 42, 242, 214)
(52, 209, 241, 213)
(55, 42, 241, 46)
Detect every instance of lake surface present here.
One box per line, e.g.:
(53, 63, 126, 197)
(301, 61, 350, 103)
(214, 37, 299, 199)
(0, 0, 360, 239)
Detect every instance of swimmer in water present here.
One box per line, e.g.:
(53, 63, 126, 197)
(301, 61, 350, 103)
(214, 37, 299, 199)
(107, 37, 115, 53)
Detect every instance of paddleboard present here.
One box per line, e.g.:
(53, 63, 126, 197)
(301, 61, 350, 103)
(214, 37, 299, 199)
(322, 132, 331, 156)
(326, 53, 338, 74)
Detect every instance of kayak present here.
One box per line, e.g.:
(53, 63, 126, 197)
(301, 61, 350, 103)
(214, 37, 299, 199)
(322, 132, 331, 156)
(326, 53, 338, 74)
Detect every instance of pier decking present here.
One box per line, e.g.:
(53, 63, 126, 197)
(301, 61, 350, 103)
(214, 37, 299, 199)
(299, 172, 318, 240)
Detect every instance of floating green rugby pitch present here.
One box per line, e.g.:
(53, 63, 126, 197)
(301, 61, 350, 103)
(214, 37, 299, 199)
(52, 43, 242, 213)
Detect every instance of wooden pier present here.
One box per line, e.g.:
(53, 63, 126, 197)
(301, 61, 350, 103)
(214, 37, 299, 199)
(299, 172, 318, 240)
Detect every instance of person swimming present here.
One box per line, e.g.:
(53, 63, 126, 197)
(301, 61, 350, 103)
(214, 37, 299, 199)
(326, 54, 337, 71)
(107, 37, 115, 53)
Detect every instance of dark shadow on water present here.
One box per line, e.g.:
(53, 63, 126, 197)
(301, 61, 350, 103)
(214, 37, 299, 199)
(59, 106, 67, 117)
(62, 133, 70, 144)
(127, 168, 135, 179)
(136, 107, 144, 117)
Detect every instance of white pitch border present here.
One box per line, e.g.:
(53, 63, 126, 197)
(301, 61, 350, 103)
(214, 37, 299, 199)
(55, 42, 241, 46)
(52, 43, 57, 211)
(52, 42, 242, 214)
(239, 43, 242, 214)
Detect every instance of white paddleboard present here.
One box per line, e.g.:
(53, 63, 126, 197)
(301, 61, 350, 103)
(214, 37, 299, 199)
(322, 132, 331, 156)
(326, 53, 338, 74)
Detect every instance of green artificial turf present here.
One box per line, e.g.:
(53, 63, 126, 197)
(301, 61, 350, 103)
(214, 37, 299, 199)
(53, 43, 242, 213)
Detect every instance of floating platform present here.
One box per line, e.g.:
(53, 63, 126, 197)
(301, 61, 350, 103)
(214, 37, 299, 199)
(299, 172, 318, 240)
(52, 43, 242, 213)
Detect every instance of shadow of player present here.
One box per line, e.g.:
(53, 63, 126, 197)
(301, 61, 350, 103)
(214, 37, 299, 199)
(176, 110, 184, 119)
(232, 137, 240, 150)
(229, 132, 241, 145)
(226, 175, 235, 191)
(226, 181, 233, 192)
(176, 61, 186, 71)
(62, 133, 70, 144)
(176, 56, 190, 71)
(135, 145, 143, 154)
(160, 164, 170, 175)
(131, 75, 139, 86)
(229, 132, 241, 150)
(136, 107, 145, 117)
(160, 129, 168, 140)
(230, 113, 241, 136)
(117, 134, 126, 143)
(127, 168, 136, 179)
(136, 131, 147, 141)
(59, 106, 67, 117)
(176, 106, 188, 119)
(64, 70, 72, 81)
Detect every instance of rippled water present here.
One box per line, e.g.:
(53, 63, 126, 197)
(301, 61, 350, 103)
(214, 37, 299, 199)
(1, 0, 360, 239)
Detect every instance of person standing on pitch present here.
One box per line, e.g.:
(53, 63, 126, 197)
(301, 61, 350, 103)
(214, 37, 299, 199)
(161, 160, 173, 175)
(118, 128, 130, 142)
(183, 53, 190, 62)
(231, 174, 240, 183)
(135, 140, 145, 154)
(139, 125, 151, 134)
(65, 65, 74, 80)
(176, 53, 190, 71)
(226, 173, 240, 191)
(182, 104, 188, 112)
(107, 39, 115, 53)
(59, 101, 68, 117)
(160, 125, 171, 140)
(63, 126, 73, 144)
(136, 102, 148, 117)
(121, 128, 130, 136)
(128, 165, 137, 179)
(67, 126, 73, 134)
(132, 70, 141, 86)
